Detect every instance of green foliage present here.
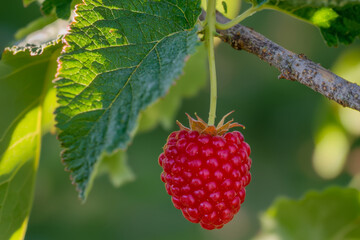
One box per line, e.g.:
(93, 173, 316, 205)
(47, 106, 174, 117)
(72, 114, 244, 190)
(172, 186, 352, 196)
(42, 0, 72, 20)
(138, 45, 207, 132)
(97, 149, 134, 188)
(249, 0, 360, 46)
(311, 47, 360, 180)
(312, 124, 349, 179)
(255, 187, 360, 240)
(55, 0, 201, 200)
(40, 0, 83, 19)
(333, 47, 360, 85)
(0, 40, 62, 240)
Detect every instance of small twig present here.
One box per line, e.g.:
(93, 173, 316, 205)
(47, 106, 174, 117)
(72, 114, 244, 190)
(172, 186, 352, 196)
(201, 11, 360, 112)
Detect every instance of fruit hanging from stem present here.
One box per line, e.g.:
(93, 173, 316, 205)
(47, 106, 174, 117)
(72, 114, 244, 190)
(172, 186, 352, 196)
(158, 112, 251, 230)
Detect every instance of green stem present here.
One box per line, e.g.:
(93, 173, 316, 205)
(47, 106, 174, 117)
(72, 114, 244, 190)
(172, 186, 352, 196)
(205, 0, 217, 126)
(215, 6, 262, 30)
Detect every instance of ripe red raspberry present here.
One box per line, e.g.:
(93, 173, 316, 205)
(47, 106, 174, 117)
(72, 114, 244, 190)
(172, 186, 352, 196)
(158, 112, 251, 230)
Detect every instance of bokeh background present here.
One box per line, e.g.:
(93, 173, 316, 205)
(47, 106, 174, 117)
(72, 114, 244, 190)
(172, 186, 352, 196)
(1, 1, 360, 239)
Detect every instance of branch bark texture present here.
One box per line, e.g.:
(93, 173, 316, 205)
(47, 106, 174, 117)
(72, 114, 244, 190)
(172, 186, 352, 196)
(211, 12, 360, 112)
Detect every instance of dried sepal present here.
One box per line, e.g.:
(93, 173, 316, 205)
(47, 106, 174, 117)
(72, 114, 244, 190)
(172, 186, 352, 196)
(176, 120, 189, 131)
(186, 113, 207, 132)
(177, 111, 244, 136)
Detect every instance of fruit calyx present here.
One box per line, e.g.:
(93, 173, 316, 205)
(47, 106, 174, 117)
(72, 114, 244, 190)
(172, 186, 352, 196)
(176, 111, 244, 136)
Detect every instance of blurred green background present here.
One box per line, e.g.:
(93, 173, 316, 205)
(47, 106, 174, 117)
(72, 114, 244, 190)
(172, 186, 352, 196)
(1, 1, 360, 239)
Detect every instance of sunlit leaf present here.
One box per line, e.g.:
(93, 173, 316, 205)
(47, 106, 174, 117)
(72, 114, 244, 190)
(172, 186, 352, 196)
(255, 187, 360, 240)
(55, 0, 201, 200)
(0, 40, 62, 240)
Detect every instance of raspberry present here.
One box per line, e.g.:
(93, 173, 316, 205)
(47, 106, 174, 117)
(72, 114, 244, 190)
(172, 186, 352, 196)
(158, 112, 251, 230)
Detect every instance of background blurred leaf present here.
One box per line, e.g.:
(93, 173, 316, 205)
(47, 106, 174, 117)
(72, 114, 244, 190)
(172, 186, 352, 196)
(255, 187, 360, 240)
(202, 0, 242, 19)
(251, 0, 360, 46)
(313, 125, 349, 179)
(55, 0, 201, 200)
(14, 14, 58, 41)
(97, 150, 134, 188)
(15, 17, 70, 48)
(138, 44, 207, 132)
(333, 47, 360, 84)
(311, 47, 360, 180)
(0, 39, 62, 240)
(332, 47, 360, 136)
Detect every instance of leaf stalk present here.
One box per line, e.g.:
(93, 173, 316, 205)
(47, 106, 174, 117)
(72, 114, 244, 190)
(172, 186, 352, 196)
(215, 6, 264, 30)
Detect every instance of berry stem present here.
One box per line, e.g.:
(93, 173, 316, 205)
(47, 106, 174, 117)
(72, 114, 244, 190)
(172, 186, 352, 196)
(205, 0, 217, 126)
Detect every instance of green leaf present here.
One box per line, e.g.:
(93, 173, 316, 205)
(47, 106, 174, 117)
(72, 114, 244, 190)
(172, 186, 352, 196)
(138, 44, 207, 132)
(254, 0, 360, 46)
(42, 0, 72, 19)
(255, 187, 360, 240)
(0, 40, 62, 240)
(55, 0, 201, 200)
(41, 0, 83, 20)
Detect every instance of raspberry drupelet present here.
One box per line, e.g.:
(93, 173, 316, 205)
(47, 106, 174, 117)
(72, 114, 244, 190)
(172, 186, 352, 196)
(158, 112, 251, 230)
